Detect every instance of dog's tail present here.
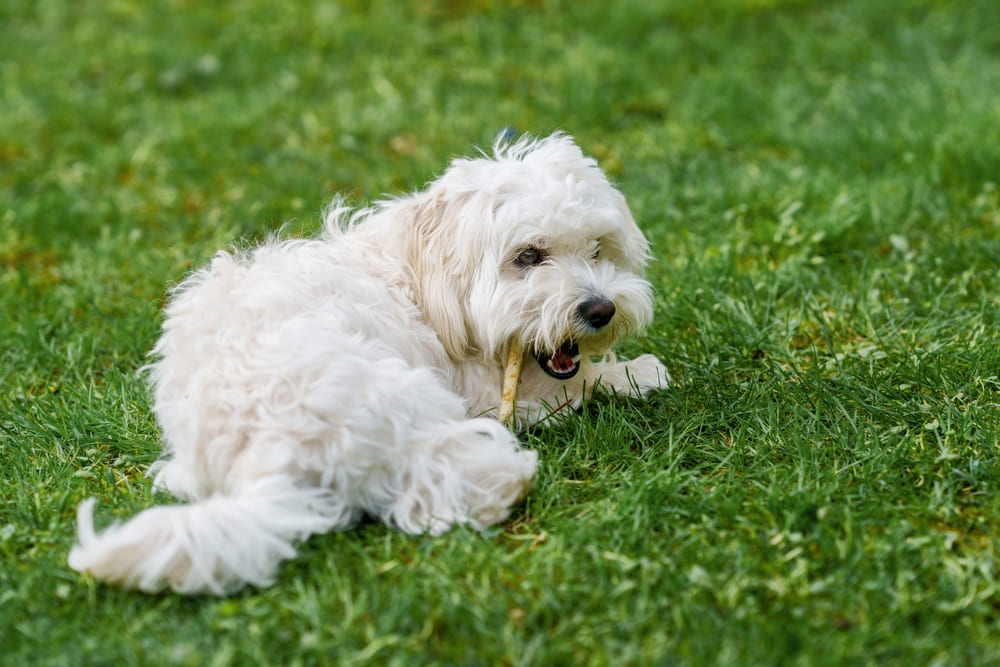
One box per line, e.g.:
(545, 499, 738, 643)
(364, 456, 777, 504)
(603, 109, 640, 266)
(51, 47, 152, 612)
(68, 478, 344, 595)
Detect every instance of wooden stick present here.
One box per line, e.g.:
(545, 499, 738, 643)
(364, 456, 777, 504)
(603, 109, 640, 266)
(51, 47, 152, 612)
(498, 339, 523, 428)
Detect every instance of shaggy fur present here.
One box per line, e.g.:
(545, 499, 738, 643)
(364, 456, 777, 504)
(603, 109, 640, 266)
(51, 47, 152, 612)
(68, 133, 669, 595)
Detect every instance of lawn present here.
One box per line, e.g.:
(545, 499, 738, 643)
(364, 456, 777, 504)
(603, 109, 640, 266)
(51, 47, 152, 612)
(2, 0, 1000, 664)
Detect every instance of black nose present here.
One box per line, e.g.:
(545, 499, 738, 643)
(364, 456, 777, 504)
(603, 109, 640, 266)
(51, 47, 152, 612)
(578, 298, 616, 329)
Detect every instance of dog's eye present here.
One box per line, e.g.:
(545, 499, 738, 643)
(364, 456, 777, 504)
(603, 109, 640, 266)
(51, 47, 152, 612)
(591, 244, 601, 260)
(515, 248, 545, 267)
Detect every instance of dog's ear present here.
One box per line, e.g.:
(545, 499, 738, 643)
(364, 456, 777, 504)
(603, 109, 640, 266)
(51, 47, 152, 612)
(401, 193, 474, 361)
(615, 191, 651, 275)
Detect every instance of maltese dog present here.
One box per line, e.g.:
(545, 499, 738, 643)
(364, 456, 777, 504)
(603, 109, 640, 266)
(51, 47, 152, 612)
(68, 133, 669, 595)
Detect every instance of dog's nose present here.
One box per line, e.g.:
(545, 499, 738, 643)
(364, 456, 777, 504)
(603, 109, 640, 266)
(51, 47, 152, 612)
(578, 298, 616, 329)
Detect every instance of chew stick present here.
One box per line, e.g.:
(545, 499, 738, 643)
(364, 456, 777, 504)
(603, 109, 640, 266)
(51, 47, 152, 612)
(498, 339, 523, 427)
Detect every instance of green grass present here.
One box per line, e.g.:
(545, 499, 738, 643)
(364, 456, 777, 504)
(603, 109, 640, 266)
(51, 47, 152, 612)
(3, 0, 1000, 663)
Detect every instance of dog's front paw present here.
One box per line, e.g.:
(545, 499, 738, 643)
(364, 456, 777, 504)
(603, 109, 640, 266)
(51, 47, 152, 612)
(624, 354, 671, 397)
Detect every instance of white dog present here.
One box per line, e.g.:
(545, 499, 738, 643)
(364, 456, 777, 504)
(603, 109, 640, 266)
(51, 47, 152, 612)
(68, 133, 669, 595)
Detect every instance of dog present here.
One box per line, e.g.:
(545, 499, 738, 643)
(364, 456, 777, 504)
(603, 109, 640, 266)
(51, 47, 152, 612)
(68, 133, 669, 595)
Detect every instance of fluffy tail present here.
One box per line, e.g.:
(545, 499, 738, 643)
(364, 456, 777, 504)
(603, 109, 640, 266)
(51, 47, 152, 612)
(68, 479, 343, 595)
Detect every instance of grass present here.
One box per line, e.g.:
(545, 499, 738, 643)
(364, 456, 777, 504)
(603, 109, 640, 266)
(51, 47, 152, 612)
(2, 0, 1000, 663)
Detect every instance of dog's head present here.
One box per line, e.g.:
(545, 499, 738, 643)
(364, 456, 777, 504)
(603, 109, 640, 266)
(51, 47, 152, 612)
(402, 133, 653, 378)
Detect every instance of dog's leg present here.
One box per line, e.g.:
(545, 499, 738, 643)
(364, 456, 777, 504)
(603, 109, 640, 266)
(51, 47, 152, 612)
(586, 353, 670, 398)
(374, 416, 537, 536)
(514, 353, 668, 426)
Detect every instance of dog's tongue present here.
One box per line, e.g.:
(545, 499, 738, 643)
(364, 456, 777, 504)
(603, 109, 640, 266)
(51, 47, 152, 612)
(550, 344, 577, 373)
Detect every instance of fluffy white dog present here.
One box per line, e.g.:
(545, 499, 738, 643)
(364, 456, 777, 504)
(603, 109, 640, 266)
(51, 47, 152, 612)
(68, 133, 669, 595)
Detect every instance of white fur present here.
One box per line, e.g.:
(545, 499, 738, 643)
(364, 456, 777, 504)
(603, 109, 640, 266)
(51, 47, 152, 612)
(68, 133, 669, 595)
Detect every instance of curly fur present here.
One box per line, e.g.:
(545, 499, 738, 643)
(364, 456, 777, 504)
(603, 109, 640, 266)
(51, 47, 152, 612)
(68, 133, 669, 595)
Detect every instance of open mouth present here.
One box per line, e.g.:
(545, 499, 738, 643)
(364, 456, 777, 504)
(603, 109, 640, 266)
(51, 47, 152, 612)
(535, 340, 581, 380)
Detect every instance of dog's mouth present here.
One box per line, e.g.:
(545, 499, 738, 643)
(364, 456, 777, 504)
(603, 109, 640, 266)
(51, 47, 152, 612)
(534, 340, 581, 380)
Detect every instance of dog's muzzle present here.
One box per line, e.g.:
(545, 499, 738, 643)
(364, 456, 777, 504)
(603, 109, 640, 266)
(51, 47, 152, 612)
(535, 340, 581, 380)
(533, 298, 618, 380)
